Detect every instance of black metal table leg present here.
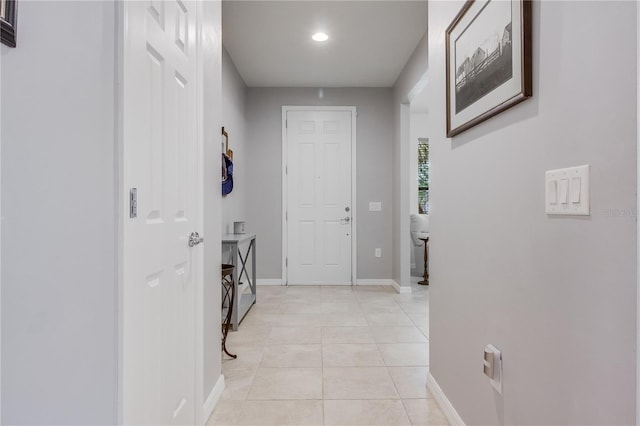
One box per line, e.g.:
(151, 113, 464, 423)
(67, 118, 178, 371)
(418, 237, 429, 285)
(221, 265, 237, 359)
(237, 239, 254, 290)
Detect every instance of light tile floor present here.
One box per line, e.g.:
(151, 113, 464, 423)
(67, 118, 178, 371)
(207, 281, 448, 426)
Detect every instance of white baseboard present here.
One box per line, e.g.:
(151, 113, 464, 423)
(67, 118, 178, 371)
(427, 372, 465, 426)
(391, 280, 412, 294)
(256, 279, 415, 292)
(355, 279, 411, 294)
(257, 279, 283, 286)
(355, 279, 394, 286)
(203, 374, 225, 423)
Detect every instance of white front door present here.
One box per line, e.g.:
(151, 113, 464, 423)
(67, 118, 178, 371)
(122, 0, 201, 424)
(285, 108, 354, 285)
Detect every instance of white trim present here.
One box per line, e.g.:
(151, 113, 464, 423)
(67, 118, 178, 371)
(194, 2, 205, 423)
(427, 373, 465, 426)
(115, 1, 125, 423)
(400, 103, 412, 293)
(356, 279, 395, 286)
(257, 279, 284, 286)
(636, 1, 640, 422)
(355, 279, 411, 294)
(392, 280, 412, 294)
(351, 109, 358, 287)
(203, 374, 225, 423)
(0, 24, 3, 421)
(281, 106, 358, 287)
(281, 109, 287, 285)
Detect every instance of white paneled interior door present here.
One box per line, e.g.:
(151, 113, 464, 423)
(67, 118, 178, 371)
(285, 108, 354, 285)
(122, 0, 201, 424)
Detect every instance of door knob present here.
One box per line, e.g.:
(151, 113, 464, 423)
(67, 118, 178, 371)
(188, 232, 204, 247)
(340, 217, 351, 223)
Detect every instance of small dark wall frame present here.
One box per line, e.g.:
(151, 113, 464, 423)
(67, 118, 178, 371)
(1, 0, 17, 48)
(446, 0, 532, 137)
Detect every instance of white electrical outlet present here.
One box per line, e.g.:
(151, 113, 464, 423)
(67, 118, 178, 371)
(483, 344, 502, 394)
(375, 248, 381, 258)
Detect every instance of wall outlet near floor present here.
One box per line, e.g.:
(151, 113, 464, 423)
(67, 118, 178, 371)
(375, 248, 381, 258)
(483, 344, 502, 394)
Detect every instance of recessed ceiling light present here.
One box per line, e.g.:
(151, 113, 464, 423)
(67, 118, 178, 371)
(312, 32, 329, 42)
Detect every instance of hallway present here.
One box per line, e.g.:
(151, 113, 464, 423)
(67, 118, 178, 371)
(207, 284, 447, 425)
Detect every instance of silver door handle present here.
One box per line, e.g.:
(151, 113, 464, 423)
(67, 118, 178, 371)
(340, 217, 351, 224)
(188, 232, 204, 247)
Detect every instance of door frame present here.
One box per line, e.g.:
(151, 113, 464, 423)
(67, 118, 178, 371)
(281, 106, 357, 286)
(194, 0, 205, 421)
(116, 1, 205, 423)
(636, 2, 639, 422)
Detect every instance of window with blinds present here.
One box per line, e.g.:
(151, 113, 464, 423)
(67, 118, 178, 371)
(418, 139, 429, 214)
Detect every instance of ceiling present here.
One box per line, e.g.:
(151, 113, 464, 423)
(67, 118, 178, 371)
(222, 1, 428, 88)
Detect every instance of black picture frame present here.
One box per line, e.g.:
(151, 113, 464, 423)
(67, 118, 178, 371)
(445, 0, 532, 137)
(1, 0, 17, 48)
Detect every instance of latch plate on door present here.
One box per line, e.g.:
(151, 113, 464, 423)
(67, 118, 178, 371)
(130, 188, 137, 218)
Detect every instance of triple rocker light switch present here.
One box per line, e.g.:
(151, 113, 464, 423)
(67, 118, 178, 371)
(545, 165, 590, 216)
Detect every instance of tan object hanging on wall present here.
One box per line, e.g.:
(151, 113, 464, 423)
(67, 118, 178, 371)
(222, 126, 233, 160)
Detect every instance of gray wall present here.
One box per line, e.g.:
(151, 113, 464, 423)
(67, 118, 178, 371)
(203, 0, 224, 404)
(246, 88, 394, 280)
(1, 2, 117, 423)
(392, 32, 429, 288)
(222, 48, 248, 235)
(428, 1, 637, 424)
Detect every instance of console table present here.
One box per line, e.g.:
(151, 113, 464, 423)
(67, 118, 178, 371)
(222, 233, 256, 330)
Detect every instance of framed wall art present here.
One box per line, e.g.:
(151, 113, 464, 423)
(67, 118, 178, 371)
(1, 0, 17, 48)
(446, 0, 532, 137)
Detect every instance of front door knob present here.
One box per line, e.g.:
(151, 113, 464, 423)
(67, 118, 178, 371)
(188, 232, 204, 247)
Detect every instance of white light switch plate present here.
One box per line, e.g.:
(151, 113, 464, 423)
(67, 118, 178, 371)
(545, 165, 590, 215)
(369, 202, 382, 212)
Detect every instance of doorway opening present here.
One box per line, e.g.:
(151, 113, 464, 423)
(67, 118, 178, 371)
(407, 83, 430, 287)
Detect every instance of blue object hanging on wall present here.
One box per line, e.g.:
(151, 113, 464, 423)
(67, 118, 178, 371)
(222, 153, 234, 196)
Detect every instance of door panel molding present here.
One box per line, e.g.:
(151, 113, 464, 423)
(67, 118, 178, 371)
(282, 106, 357, 286)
